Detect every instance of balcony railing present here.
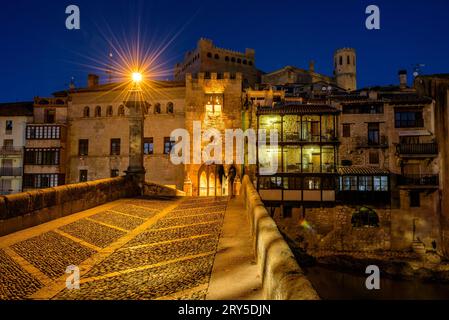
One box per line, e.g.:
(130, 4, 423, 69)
(397, 174, 439, 186)
(396, 143, 438, 155)
(0, 167, 22, 176)
(0, 146, 22, 155)
(283, 133, 338, 143)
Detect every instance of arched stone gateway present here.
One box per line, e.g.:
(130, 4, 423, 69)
(197, 164, 227, 196)
(351, 206, 380, 228)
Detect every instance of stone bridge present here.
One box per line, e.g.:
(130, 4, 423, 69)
(0, 177, 318, 300)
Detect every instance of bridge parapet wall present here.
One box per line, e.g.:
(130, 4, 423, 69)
(0, 177, 141, 237)
(240, 175, 320, 300)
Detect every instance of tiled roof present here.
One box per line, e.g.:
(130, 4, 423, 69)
(0, 102, 34, 117)
(380, 93, 432, 104)
(257, 103, 339, 115)
(338, 166, 390, 175)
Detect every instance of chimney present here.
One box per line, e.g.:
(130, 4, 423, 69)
(309, 60, 315, 73)
(87, 74, 99, 88)
(399, 70, 407, 89)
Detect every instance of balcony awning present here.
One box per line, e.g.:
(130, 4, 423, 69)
(398, 130, 431, 137)
(338, 166, 390, 176)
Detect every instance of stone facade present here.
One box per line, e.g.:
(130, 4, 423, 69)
(23, 97, 68, 191)
(66, 81, 186, 190)
(184, 72, 244, 196)
(0, 102, 33, 194)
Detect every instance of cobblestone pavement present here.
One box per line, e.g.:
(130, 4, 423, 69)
(0, 196, 228, 300)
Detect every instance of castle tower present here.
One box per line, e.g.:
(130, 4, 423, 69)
(333, 48, 357, 91)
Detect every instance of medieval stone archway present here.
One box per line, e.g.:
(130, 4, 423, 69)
(197, 164, 226, 197)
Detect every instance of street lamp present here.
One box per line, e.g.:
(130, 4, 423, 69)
(125, 72, 146, 186)
(132, 72, 143, 83)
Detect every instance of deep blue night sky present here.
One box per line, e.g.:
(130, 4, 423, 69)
(0, 0, 448, 102)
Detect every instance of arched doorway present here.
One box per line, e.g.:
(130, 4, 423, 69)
(199, 171, 208, 196)
(351, 207, 380, 228)
(197, 164, 226, 196)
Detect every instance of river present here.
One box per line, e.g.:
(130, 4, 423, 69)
(303, 265, 449, 300)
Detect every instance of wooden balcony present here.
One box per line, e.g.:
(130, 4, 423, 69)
(396, 143, 438, 156)
(397, 174, 439, 186)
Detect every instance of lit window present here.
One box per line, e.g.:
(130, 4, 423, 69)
(144, 138, 154, 155)
(164, 137, 175, 154)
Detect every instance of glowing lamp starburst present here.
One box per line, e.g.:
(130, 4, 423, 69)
(132, 72, 143, 83)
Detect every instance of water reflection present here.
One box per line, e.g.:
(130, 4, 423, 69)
(303, 265, 449, 300)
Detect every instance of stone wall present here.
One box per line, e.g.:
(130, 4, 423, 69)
(240, 175, 319, 300)
(0, 177, 139, 237)
(143, 182, 186, 197)
(275, 195, 440, 254)
(273, 204, 391, 253)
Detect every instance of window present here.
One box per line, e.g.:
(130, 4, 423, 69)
(207, 52, 212, 58)
(225, 56, 229, 62)
(5, 121, 13, 134)
(358, 176, 373, 191)
(342, 124, 351, 137)
(369, 151, 379, 164)
(395, 111, 424, 128)
(44, 109, 56, 123)
(167, 102, 174, 114)
(79, 139, 89, 156)
(214, 54, 219, 60)
(154, 103, 161, 114)
(83, 107, 90, 117)
(111, 169, 119, 178)
(339, 56, 343, 65)
(163, 137, 175, 154)
(110, 139, 121, 155)
(118, 105, 125, 116)
(144, 138, 154, 155)
(26, 125, 61, 139)
(284, 177, 302, 190)
(3, 139, 13, 150)
(410, 191, 420, 207)
(341, 176, 358, 191)
(259, 177, 282, 189)
(374, 176, 388, 191)
(367, 123, 380, 145)
(79, 170, 88, 182)
(23, 174, 63, 188)
(24, 148, 60, 165)
(304, 177, 320, 190)
(107, 106, 113, 117)
(347, 56, 350, 64)
(95, 106, 101, 117)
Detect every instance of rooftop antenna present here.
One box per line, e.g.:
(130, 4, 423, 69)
(413, 64, 426, 78)
(69, 76, 75, 90)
